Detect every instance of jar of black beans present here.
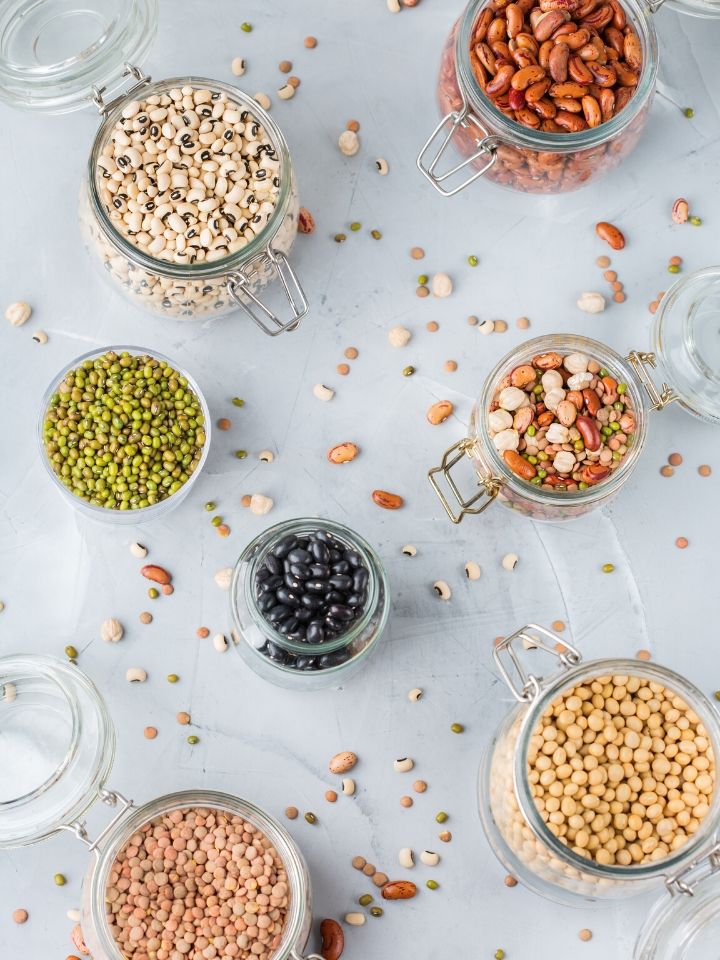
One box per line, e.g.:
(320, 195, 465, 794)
(229, 519, 389, 689)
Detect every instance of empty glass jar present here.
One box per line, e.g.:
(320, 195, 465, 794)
(0, 654, 323, 960)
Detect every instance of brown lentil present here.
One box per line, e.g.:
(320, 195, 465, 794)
(426, 321, 439, 332)
(596, 257, 611, 269)
(325, 790, 338, 803)
(362, 863, 376, 876)
(494, 319, 508, 333)
(344, 347, 359, 359)
(438, 830, 452, 842)
(669, 452, 683, 466)
(636, 649, 652, 661)
(467, 315, 479, 326)
(241, 494, 252, 507)
(372, 872, 389, 887)
(284, 806, 298, 820)
(218, 418, 231, 430)
(528, 674, 715, 865)
(411, 246, 425, 260)
(603, 271, 617, 283)
(279, 60, 292, 73)
(613, 291, 626, 303)
(413, 779, 428, 793)
(347, 119, 360, 132)
(698, 465, 712, 477)
(288, 76, 301, 88)
(504, 875, 518, 887)
(352, 856, 366, 870)
(516, 316, 530, 330)
(660, 465, 674, 478)
(400, 795, 414, 808)
(105, 806, 289, 959)
(139, 612, 153, 624)
(416, 286, 430, 298)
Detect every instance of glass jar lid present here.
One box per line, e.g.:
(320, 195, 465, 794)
(635, 849, 720, 958)
(0, 0, 157, 113)
(652, 266, 720, 425)
(0, 655, 115, 847)
(664, 0, 720, 18)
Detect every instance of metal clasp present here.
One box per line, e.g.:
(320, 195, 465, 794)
(666, 842, 720, 897)
(428, 438, 501, 524)
(227, 248, 308, 337)
(417, 97, 503, 197)
(60, 789, 134, 859)
(627, 350, 678, 411)
(494, 624, 582, 703)
(92, 63, 152, 117)
(290, 952, 324, 960)
(645, 0, 666, 12)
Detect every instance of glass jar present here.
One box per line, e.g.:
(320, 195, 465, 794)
(230, 518, 390, 690)
(417, 0, 720, 198)
(37, 345, 211, 524)
(0, 0, 307, 336)
(479, 624, 720, 911)
(0, 654, 323, 960)
(429, 289, 720, 524)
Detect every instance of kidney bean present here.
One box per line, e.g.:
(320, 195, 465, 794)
(595, 220, 625, 249)
(580, 463, 612, 484)
(576, 415, 602, 450)
(504, 450, 538, 480)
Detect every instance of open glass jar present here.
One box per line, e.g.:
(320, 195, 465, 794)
(0, 0, 307, 335)
(230, 518, 390, 690)
(417, 0, 720, 198)
(0, 654, 323, 960)
(37, 345, 211, 524)
(479, 624, 720, 923)
(429, 288, 720, 524)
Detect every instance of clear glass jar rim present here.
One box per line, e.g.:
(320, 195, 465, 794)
(475, 333, 648, 507)
(455, 0, 659, 151)
(512, 656, 720, 881)
(37, 344, 212, 520)
(231, 517, 389, 657)
(88, 77, 294, 279)
(87, 789, 310, 960)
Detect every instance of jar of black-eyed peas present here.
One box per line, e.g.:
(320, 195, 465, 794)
(0, 0, 307, 336)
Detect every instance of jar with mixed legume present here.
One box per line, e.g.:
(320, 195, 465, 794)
(39, 346, 210, 523)
(429, 332, 674, 524)
(80, 79, 305, 334)
(478, 625, 720, 905)
(230, 518, 390, 690)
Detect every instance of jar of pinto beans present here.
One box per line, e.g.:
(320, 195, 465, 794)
(417, 0, 718, 197)
(429, 314, 720, 524)
(0, 655, 323, 960)
(480, 625, 720, 959)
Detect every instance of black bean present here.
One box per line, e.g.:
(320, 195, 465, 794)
(258, 593, 275, 613)
(320, 650, 350, 668)
(296, 656, 318, 670)
(309, 564, 331, 579)
(263, 575, 283, 591)
(267, 604, 292, 623)
(273, 535, 298, 558)
(289, 562, 312, 579)
(314, 530, 333, 543)
(346, 551, 362, 568)
(287, 548, 312, 564)
(276, 587, 300, 606)
(346, 593, 366, 607)
(295, 608, 312, 622)
(265, 554, 283, 576)
(325, 617, 346, 632)
(353, 568, 369, 593)
(306, 579, 330, 594)
(284, 574, 303, 590)
(306, 622, 325, 643)
(331, 560, 350, 575)
(329, 574, 353, 591)
(329, 604, 355, 621)
(265, 641, 288, 663)
(329, 549, 342, 563)
(310, 540, 330, 563)
(300, 594, 323, 610)
(256, 566, 271, 582)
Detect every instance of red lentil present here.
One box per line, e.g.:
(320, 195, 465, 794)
(241, 494, 252, 507)
(444, 360, 457, 372)
(494, 320, 508, 333)
(304, 36, 317, 48)
(504, 875, 518, 888)
(217, 524, 231, 537)
(660, 465, 674, 477)
(416, 285, 429, 298)
(12, 909, 28, 924)
(603, 270, 617, 282)
(669, 452, 683, 466)
(675, 537, 689, 549)
(636, 649, 652, 660)
(412, 779, 427, 793)
(161, 584, 174, 596)
(217, 418, 231, 430)
(426, 321, 439, 332)
(285, 806, 299, 819)
(400, 796, 413, 808)
(613, 291, 626, 303)
(337, 363, 350, 375)
(196, 627, 210, 639)
(143, 726, 157, 739)
(325, 790, 338, 803)
(699, 465, 712, 477)
(579, 930, 593, 942)
(410, 246, 425, 260)
(551, 620, 566, 632)
(344, 346, 359, 359)
(346, 119, 360, 132)
(279, 60, 292, 73)
(139, 612, 153, 624)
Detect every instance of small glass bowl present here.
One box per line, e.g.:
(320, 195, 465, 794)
(230, 518, 390, 690)
(37, 345, 211, 524)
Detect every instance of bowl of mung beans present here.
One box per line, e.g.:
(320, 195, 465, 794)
(478, 624, 720, 907)
(38, 346, 210, 523)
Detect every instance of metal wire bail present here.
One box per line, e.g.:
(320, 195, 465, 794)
(417, 92, 502, 197)
(92, 62, 152, 117)
(627, 350, 678, 411)
(227, 247, 309, 337)
(428, 437, 501, 524)
(493, 624, 582, 703)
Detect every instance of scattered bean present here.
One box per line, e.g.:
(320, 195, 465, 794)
(126, 667, 147, 683)
(338, 130, 360, 156)
(5, 301, 31, 326)
(394, 757, 414, 773)
(100, 618, 124, 643)
(577, 292, 606, 314)
(433, 580, 451, 600)
(431, 273, 453, 298)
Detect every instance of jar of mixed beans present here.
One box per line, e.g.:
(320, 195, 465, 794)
(480, 624, 720, 921)
(0, 0, 307, 335)
(230, 518, 390, 690)
(429, 309, 720, 524)
(0, 655, 324, 960)
(417, 0, 720, 197)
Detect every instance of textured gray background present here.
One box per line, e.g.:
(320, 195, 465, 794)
(1, 0, 720, 957)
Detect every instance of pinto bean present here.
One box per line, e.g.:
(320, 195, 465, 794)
(534, 9, 569, 40)
(582, 94, 602, 126)
(486, 63, 516, 95)
(549, 42, 570, 81)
